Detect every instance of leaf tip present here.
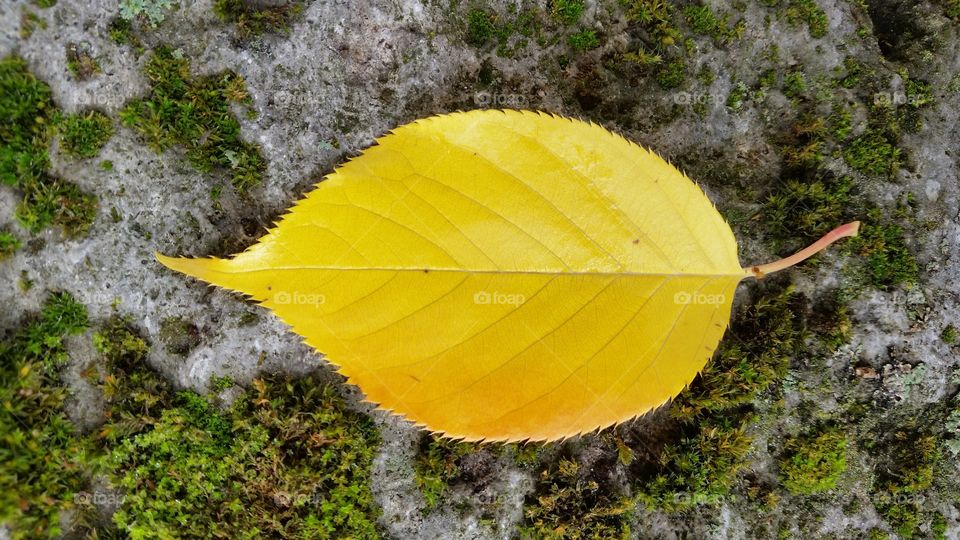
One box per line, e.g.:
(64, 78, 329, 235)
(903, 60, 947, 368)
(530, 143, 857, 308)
(155, 252, 217, 282)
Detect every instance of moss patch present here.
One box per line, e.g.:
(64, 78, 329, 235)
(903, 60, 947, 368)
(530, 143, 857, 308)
(763, 175, 854, 248)
(0, 56, 98, 236)
(19, 11, 47, 39)
(0, 229, 20, 259)
(108, 375, 381, 538)
(522, 457, 632, 539)
(550, 0, 585, 25)
(464, 7, 540, 58)
(568, 29, 600, 51)
(3, 302, 384, 538)
(843, 128, 901, 178)
(785, 0, 828, 38)
(683, 4, 745, 45)
(847, 208, 918, 290)
(120, 46, 265, 191)
(107, 17, 143, 53)
(413, 435, 475, 510)
(941, 325, 957, 345)
(867, 423, 941, 538)
(213, 0, 304, 38)
(0, 56, 54, 189)
(56, 110, 114, 159)
(778, 426, 847, 495)
(65, 43, 101, 81)
(0, 293, 93, 538)
(158, 316, 201, 356)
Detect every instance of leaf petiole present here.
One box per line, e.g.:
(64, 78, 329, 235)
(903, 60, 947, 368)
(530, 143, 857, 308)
(746, 221, 860, 279)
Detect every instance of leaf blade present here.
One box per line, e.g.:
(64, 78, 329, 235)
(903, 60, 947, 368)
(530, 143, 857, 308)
(158, 110, 750, 441)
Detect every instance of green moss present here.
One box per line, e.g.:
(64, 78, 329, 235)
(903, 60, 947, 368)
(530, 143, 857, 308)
(932, 513, 948, 540)
(655, 59, 686, 89)
(0, 56, 98, 236)
(120, 46, 265, 191)
(465, 7, 539, 57)
(213, 0, 303, 38)
(830, 106, 853, 140)
(568, 28, 600, 51)
(635, 283, 803, 509)
(550, 0, 585, 24)
(0, 56, 53, 189)
(33, 0, 56, 7)
(467, 8, 497, 45)
(0, 228, 20, 259)
(868, 425, 940, 538)
(94, 317, 379, 539)
(15, 176, 98, 236)
(210, 374, 234, 392)
(413, 435, 475, 509)
(778, 426, 847, 495)
(843, 128, 900, 177)
(0, 293, 93, 538)
(945, 0, 960, 17)
(684, 5, 718, 33)
(758, 69, 776, 89)
(847, 209, 917, 289)
(108, 375, 381, 538)
(942, 325, 957, 345)
(19, 11, 47, 39)
(511, 443, 545, 468)
(897, 76, 934, 133)
(107, 17, 142, 51)
(781, 116, 828, 172)
(782, 71, 806, 99)
(697, 65, 715, 86)
(57, 110, 114, 159)
(522, 458, 632, 539)
(763, 175, 853, 242)
(809, 291, 852, 351)
(835, 57, 868, 89)
(65, 43, 101, 81)
(620, 0, 682, 46)
(727, 80, 749, 111)
(785, 0, 828, 38)
(158, 316, 200, 356)
(92, 316, 170, 443)
(903, 78, 933, 108)
(683, 4, 744, 45)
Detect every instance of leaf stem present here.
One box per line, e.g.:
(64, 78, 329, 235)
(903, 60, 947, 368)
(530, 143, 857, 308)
(745, 221, 860, 279)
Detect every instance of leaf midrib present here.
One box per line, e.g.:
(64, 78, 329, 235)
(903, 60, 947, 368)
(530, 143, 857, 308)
(209, 266, 749, 278)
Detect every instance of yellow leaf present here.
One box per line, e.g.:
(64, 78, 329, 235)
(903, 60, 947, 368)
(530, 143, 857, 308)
(157, 110, 858, 442)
